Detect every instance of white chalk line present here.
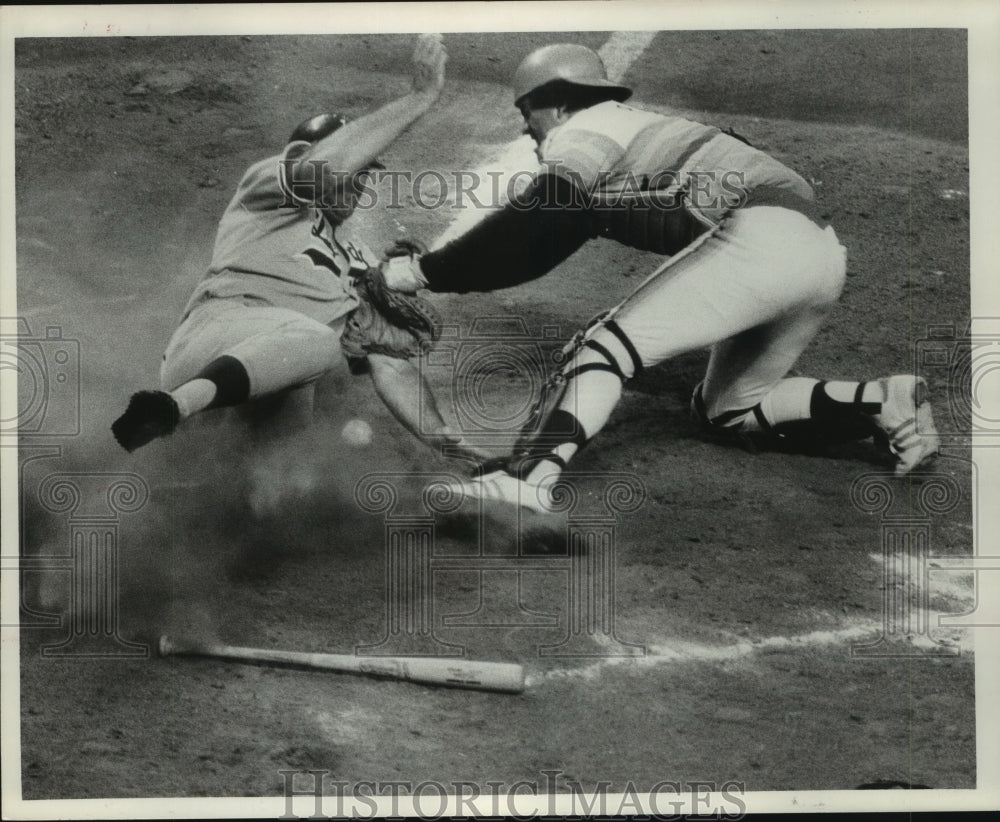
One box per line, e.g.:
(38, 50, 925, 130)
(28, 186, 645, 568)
(528, 550, 981, 688)
(869, 551, 976, 605)
(526, 622, 874, 686)
(863, 550, 979, 640)
(525, 615, 973, 687)
(598, 30, 659, 86)
(524, 546, 979, 687)
(430, 31, 657, 250)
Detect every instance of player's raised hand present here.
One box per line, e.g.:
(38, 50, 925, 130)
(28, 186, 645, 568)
(411, 33, 446, 98)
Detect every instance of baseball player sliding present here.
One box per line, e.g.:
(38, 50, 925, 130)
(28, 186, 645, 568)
(113, 35, 464, 457)
(380, 43, 940, 513)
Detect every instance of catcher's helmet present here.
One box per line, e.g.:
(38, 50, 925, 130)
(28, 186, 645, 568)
(512, 44, 632, 108)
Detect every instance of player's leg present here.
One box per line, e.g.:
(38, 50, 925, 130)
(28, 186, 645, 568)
(111, 302, 251, 452)
(112, 300, 344, 451)
(161, 300, 345, 402)
(691, 218, 938, 475)
(696, 351, 940, 476)
(519, 208, 835, 488)
(692, 309, 880, 446)
(508, 317, 640, 481)
(451, 205, 933, 511)
(456, 213, 777, 509)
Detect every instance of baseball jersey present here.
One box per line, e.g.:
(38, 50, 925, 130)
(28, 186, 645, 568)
(182, 141, 377, 325)
(539, 101, 819, 242)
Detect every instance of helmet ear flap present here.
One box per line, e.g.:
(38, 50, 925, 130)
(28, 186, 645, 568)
(288, 113, 348, 145)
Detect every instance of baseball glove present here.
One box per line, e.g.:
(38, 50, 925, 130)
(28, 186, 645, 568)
(340, 240, 441, 360)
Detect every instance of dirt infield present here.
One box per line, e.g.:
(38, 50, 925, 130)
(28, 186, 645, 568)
(11, 27, 979, 809)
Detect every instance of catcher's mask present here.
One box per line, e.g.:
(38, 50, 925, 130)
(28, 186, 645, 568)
(288, 113, 385, 171)
(512, 44, 632, 109)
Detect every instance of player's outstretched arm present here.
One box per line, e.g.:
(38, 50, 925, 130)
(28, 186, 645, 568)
(367, 353, 487, 461)
(290, 34, 446, 183)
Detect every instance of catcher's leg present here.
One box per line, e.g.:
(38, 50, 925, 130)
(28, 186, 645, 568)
(457, 208, 813, 507)
(690, 311, 885, 449)
(453, 316, 642, 513)
(688, 213, 938, 474)
(694, 364, 940, 475)
(686, 209, 857, 445)
(506, 316, 645, 486)
(450, 206, 884, 509)
(518, 206, 850, 477)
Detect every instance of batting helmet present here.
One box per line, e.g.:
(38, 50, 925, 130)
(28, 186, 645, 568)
(512, 44, 632, 108)
(288, 112, 348, 144)
(288, 113, 385, 169)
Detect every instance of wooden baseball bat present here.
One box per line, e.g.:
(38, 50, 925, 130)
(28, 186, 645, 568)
(158, 635, 525, 694)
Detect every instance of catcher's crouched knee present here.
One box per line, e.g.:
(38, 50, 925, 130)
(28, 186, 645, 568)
(689, 383, 769, 452)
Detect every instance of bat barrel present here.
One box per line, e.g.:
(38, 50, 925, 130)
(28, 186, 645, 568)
(401, 657, 525, 694)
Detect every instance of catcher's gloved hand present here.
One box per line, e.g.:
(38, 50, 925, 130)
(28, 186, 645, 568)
(380, 239, 429, 293)
(341, 240, 440, 360)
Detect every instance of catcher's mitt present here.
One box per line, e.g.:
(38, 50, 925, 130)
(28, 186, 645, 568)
(340, 240, 441, 360)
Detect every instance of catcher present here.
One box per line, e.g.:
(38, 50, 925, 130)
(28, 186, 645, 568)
(112, 34, 461, 455)
(382, 43, 941, 512)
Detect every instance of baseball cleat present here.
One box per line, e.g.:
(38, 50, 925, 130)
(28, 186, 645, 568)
(874, 375, 940, 476)
(442, 470, 555, 514)
(111, 390, 181, 452)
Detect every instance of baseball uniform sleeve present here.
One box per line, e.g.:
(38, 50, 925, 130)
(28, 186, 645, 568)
(230, 151, 300, 213)
(418, 173, 596, 293)
(540, 125, 627, 191)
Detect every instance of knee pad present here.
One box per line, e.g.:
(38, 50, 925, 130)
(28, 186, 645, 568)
(506, 317, 642, 468)
(579, 316, 644, 382)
